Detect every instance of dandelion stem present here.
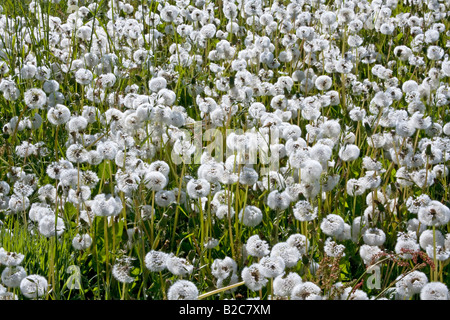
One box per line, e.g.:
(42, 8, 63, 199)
(171, 162, 185, 250)
(432, 225, 438, 281)
(199, 198, 205, 252)
(104, 217, 110, 300)
(198, 281, 245, 300)
(227, 184, 236, 260)
(150, 190, 156, 247)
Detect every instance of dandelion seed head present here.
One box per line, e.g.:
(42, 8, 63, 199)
(420, 282, 449, 300)
(418, 201, 450, 226)
(1, 266, 27, 288)
(362, 228, 386, 246)
(340, 287, 369, 300)
(145, 250, 169, 272)
(267, 190, 291, 211)
(167, 280, 198, 300)
(242, 263, 268, 291)
(20, 275, 48, 299)
(271, 242, 301, 268)
(166, 255, 193, 276)
(245, 235, 270, 258)
(211, 257, 237, 280)
(273, 272, 302, 298)
(144, 171, 168, 192)
(112, 258, 135, 284)
(238, 205, 263, 227)
(320, 214, 345, 237)
(291, 282, 322, 300)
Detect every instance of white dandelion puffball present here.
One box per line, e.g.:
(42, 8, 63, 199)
(167, 280, 198, 300)
(20, 275, 48, 299)
(320, 214, 345, 237)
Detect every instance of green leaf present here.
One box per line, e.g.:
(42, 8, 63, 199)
(64, 202, 78, 221)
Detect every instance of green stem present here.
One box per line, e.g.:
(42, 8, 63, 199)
(171, 162, 185, 250)
(198, 281, 246, 300)
(104, 217, 110, 300)
(433, 225, 437, 281)
(150, 190, 155, 247)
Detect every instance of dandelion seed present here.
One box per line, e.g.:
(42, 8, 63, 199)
(211, 257, 237, 281)
(66, 144, 89, 163)
(160, 4, 179, 23)
(359, 244, 382, 265)
(144, 171, 168, 192)
(75, 68, 93, 85)
(242, 263, 268, 291)
(291, 282, 322, 300)
(270, 242, 301, 268)
(16, 141, 38, 158)
(0, 249, 25, 267)
(339, 144, 360, 162)
(24, 88, 46, 109)
(238, 205, 263, 227)
(315, 75, 332, 91)
(167, 280, 198, 300)
(112, 258, 135, 284)
(420, 282, 449, 300)
(363, 228, 386, 246)
(149, 161, 170, 177)
(68, 186, 91, 205)
(148, 76, 167, 93)
(340, 287, 369, 300)
(186, 179, 210, 199)
(346, 178, 367, 196)
(166, 255, 193, 276)
(198, 162, 225, 184)
(1, 266, 27, 288)
(71, 233, 92, 250)
(426, 245, 450, 261)
(238, 167, 259, 186)
(324, 238, 346, 257)
(8, 194, 30, 213)
(273, 272, 302, 298)
(396, 271, 428, 298)
(97, 141, 118, 161)
(245, 235, 270, 258)
(38, 214, 65, 238)
(418, 201, 450, 227)
(47, 104, 71, 125)
(292, 200, 317, 222)
(91, 193, 122, 217)
(395, 236, 420, 260)
(320, 214, 345, 237)
(427, 45, 444, 60)
(20, 275, 48, 299)
(145, 250, 169, 272)
(300, 159, 323, 183)
(155, 189, 175, 207)
(267, 190, 291, 211)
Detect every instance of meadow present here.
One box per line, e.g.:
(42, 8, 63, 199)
(0, 0, 449, 300)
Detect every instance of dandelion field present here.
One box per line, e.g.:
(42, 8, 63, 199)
(0, 0, 450, 301)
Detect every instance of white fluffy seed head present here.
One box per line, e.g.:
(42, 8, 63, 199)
(20, 275, 48, 299)
(167, 280, 198, 300)
(320, 214, 345, 237)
